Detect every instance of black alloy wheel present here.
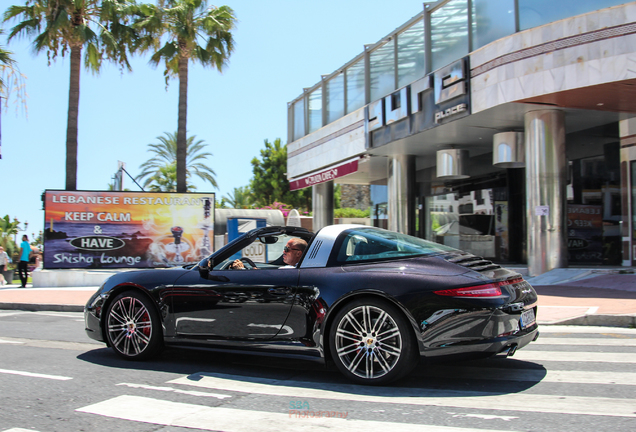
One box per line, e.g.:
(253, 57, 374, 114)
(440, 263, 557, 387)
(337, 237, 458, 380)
(105, 290, 163, 360)
(329, 297, 419, 385)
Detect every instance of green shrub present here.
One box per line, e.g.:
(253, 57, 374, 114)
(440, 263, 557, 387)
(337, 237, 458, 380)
(334, 208, 370, 218)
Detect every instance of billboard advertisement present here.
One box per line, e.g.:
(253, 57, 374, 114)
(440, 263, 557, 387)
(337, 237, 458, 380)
(43, 190, 214, 269)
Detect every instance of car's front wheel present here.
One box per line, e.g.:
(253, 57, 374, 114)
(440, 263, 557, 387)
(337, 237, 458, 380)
(329, 297, 419, 385)
(105, 290, 163, 360)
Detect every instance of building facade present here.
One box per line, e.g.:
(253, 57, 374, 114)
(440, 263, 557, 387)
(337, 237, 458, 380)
(286, 0, 636, 275)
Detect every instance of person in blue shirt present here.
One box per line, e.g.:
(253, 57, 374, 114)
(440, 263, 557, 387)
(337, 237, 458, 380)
(18, 235, 31, 288)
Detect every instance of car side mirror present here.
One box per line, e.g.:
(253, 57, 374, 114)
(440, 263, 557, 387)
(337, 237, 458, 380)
(258, 236, 278, 244)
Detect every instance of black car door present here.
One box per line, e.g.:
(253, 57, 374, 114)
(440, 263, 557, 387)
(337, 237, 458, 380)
(169, 267, 298, 340)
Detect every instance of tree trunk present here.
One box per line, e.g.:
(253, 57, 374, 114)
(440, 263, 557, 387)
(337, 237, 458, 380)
(176, 55, 188, 193)
(66, 45, 81, 191)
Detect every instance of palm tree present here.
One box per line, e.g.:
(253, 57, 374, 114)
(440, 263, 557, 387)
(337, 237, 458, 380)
(223, 186, 253, 209)
(146, 163, 178, 192)
(0, 29, 16, 90)
(3, 0, 138, 190)
(133, 0, 236, 193)
(0, 215, 20, 258)
(0, 29, 26, 114)
(136, 131, 217, 191)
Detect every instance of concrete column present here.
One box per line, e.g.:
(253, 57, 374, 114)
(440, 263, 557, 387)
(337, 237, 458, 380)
(387, 155, 415, 235)
(312, 181, 334, 232)
(525, 110, 567, 276)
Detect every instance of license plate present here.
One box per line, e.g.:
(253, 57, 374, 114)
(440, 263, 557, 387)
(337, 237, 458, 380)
(520, 308, 536, 329)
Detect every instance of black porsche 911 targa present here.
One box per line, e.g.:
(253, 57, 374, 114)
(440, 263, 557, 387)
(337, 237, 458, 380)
(85, 224, 539, 385)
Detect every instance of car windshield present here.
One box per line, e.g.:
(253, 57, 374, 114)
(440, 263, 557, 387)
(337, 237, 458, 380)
(336, 227, 459, 263)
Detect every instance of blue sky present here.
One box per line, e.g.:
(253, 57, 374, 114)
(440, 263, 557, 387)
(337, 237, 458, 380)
(1, 0, 424, 238)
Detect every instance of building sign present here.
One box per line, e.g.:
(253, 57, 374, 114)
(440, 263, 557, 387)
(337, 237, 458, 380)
(367, 99, 384, 132)
(43, 190, 215, 269)
(434, 59, 467, 104)
(385, 87, 409, 125)
(366, 57, 471, 149)
(435, 103, 467, 123)
(289, 158, 359, 191)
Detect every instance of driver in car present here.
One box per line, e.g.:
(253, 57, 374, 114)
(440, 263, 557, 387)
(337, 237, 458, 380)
(228, 238, 307, 269)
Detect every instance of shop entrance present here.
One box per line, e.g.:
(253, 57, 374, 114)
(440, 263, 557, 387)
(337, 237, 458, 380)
(567, 142, 621, 265)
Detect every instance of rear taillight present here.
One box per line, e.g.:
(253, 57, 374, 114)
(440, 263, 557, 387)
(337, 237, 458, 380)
(433, 278, 523, 297)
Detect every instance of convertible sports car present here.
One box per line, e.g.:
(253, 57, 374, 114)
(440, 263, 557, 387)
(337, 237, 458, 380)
(84, 224, 539, 385)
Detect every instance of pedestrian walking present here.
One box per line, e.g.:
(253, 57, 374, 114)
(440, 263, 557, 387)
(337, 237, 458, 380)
(18, 235, 31, 288)
(0, 246, 9, 285)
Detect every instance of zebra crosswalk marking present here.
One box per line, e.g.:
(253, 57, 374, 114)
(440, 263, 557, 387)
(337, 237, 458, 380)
(414, 367, 636, 385)
(537, 326, 636, 335)
(75, 327, 636, 429)
(167, 373, 636, 417)
(531, 337, 636, 346)
(76, 394, 519, 432)
(117, 382, 232, 399)
(513, 350, 636, 363)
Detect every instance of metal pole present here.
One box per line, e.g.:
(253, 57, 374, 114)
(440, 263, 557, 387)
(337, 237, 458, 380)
(388, 155, 415, 234)
(525, 110, 567, 276)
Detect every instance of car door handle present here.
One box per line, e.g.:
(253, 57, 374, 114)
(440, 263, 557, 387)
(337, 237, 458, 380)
(209, 275, 230, 282)
(268, 287, 289, 295)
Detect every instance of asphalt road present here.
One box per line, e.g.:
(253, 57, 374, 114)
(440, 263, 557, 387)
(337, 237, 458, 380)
(0, 310, 635, 432)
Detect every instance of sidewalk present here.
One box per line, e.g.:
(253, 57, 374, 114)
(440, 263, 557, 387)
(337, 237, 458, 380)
(0, 268, 635, 327)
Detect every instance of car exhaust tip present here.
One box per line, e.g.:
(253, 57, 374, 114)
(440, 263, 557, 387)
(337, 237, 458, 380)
(507, 344, 518, 357)
(495, 343, 518, 358)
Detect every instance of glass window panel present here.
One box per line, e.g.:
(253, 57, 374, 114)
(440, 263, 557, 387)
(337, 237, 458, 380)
(346, 59, 365, 114)
(472, 0, 515, 50)
(308, 87, 322, 133)
(370, 41, 395, 101)
(326, 73, 345, 124)
(335, 227, 458, 264)
(519, 0, 628, 30)
(426, 189, 496, 259)
(397, 19, 426, 88)
(292, 98, 305, 141)
(431, 0, 469, 71)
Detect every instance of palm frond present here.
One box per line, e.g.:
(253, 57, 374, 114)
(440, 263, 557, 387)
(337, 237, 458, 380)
(136, 131, 218, 190)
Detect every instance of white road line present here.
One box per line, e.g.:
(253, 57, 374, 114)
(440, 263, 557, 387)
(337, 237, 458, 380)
(0, 338, 24, 344)
(0, 287, 96, 292)
(531, 337, 636, 346)
(538, 326, 636, 335)
(514, 350, 636, 363)
(416, 367, 636, 385)
(3, 428, 41, 432)
(0, 311, 82, 319)
(117, 382, 231, 399)
(77, 395, 519, 432)
(33, 312, 84, 318)
(0, 368, 72, 381)
(167, 373, 636, 418)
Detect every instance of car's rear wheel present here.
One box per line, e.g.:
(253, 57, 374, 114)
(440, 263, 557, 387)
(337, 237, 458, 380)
(105, 290, 163, 360)
(329, 297, 418, 385)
